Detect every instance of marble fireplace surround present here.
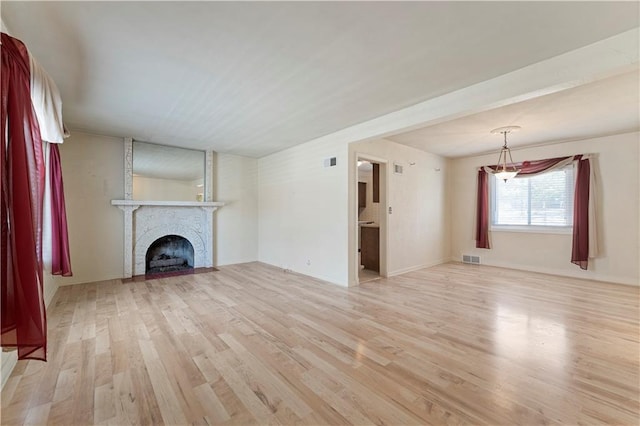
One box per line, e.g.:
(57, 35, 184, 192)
(111, 200, 224, 278)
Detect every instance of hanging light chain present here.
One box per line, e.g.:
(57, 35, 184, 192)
(490, 126, 521, 182)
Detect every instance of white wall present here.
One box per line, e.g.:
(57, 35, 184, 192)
(212, 153, 259, 265)
(350, 139, 449, 278)
(449, 132, 640, 285)
(55, 132, 125, 285)
(133, 176, 200, 201)
(258, 139, 349, 286)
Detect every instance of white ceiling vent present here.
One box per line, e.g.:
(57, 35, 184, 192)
(462, 254, 481, 264)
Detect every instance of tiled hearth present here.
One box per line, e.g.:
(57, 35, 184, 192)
(111, 200, 224, 278)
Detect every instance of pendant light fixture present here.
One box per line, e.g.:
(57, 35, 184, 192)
(490, 126, 521, 182)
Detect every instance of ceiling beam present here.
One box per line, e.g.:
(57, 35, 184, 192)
(304, 27, 639, 149)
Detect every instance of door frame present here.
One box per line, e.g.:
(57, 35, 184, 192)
(351, 152, 389, 286)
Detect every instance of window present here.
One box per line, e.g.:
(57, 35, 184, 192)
(491, 165, 574, 230)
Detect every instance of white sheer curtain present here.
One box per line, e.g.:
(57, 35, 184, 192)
(29, 53, 71, 274)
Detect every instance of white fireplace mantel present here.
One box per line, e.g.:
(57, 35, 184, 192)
(112, 200, 225, 208)
(112, 200, 224, 278)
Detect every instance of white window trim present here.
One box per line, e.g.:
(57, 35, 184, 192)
(490, 224, 573, 235)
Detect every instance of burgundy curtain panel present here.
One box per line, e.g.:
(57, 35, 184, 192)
(477, 156, 572, 250)
(1, 33, 48, 361)
(50, 143, 72, 276)
(477, 153, 594, 270)
(571, 156, 590, 270)
(486, 156, 571, 176)
(475, 169, 490, 249)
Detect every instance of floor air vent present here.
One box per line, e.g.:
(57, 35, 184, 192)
(462, 254, 481, 264)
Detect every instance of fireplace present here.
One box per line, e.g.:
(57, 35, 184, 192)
(111, 200, 224, 278)
(145, 235, 194, 276)
(112, 143, 223, 279)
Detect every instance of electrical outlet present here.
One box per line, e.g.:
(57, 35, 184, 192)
(306, 259, 311, 266)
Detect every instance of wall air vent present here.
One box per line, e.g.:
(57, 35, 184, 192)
(462, 254, 481, 264)
(324, 157, 337, 167)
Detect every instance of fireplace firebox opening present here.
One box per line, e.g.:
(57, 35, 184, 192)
(145, 235, 194, 276)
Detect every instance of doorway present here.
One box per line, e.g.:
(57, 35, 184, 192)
(354, 155, 388, 284)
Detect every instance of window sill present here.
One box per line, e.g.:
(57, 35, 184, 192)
(490, 225, 573, 235)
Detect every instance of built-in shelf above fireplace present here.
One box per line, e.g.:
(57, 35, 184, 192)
(111, 199, 224, 278)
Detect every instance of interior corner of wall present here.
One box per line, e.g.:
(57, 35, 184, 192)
(43, 274, 60, 308)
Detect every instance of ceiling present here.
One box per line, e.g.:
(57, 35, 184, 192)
(358, 161, 373, 173)
(2, 2, 639, 158)
(387, 70, 640, 158)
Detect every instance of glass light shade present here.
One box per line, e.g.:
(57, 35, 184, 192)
(495, 170, 519, 182)
(492, 136, 519, 182)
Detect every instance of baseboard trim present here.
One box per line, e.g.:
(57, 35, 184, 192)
(387, 258, 449, 277)
(472, 259, 639, 287)
(252, 261, 348, 288)
(287, 268, 347, 288)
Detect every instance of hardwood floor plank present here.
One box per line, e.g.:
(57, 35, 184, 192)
(294, 347, 424, 425)
(111, 371, 140, 425)
(72, 339, 96, 425)
(52, 368, 76, 403)
(2, 262, 638, 425)
(22, 402, 51, 426)
(289, 313, 392, 366)
(137, 339, 188, 425)
(192, 382, 231, 424)
(46, 397, 75, 425)
(219, 332, 312, 418)
(208, 349, 273, 420)
(94, 383, 115, 424)
(299, 369, 371, 426)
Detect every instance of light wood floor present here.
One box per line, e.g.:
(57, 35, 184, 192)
(358, 267, 380, 284)
(1, 262, 638, 425)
